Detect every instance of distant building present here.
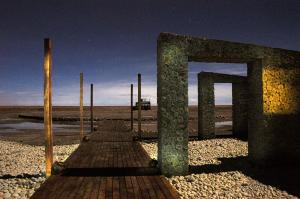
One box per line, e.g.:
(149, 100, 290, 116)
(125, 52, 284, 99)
(133, 98, 151, 110)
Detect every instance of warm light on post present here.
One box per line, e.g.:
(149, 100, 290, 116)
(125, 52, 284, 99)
(44, 38, 53, 177)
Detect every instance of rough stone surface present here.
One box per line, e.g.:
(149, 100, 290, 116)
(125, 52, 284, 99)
(157, 36, 189, 176)
(141, 140, 298, 199)
(0, 140, 78, 199)
(198, 72, 248, 139)
(157, 32, 300, 175)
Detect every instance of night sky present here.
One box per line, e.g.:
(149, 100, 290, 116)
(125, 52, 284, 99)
(0, 0, 299, 105)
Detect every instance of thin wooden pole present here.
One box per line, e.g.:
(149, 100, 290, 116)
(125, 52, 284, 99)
(44, 38, 53, 177)
(90, 84, 94, 133)
(138, 73, 141, 139)
(130, 84, 133, 131)
(80, 73, 84, 141)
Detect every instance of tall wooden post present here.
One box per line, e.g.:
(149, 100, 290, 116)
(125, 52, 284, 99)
(138, 73, 141, 139)
(90, 84, 94, 133)
(44, 38, 53, 177)
(130, 84, 133, 131)
(80, 73, 84, 141)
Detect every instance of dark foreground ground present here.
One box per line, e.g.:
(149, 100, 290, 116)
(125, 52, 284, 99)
(0, 106, 232, 146)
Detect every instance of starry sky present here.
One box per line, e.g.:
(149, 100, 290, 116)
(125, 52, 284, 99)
(0, 0, 299, 106)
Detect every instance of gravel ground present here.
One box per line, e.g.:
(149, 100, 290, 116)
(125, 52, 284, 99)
(0, 140, 78, 199)
(141, 139, 298, 199)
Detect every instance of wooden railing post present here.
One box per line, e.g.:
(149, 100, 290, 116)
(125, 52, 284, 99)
(44, 38, 53, 177)
(131, 84, 133, 131)
(90, 83, 94, 133)
(80, 73, 84, 141)
(138, 73, 141, 139)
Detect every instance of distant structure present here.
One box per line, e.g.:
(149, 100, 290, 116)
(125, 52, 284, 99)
(157, 32, 300, 176)
(198, 72, 248, 140)
(133, 98, 151, 110)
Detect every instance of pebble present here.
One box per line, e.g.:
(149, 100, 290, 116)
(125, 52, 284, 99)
(0, 140, 78, 199)
(141, 139, 298, 199)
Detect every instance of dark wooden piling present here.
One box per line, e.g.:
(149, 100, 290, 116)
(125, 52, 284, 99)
(138, 74, 141, 139)
(80, 73, 84, 141)
(90, 84, 94, 133)
(131, 84, 133, 131)
(43, 38, 53, 177)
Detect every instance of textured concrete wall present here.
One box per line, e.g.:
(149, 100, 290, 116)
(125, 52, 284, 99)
(198, 73, 215, 139)
(198, 72, 248, 139)
(157, 32, 300, 176)
(157, 36, 189, 176)
(232, 81, 248, 138)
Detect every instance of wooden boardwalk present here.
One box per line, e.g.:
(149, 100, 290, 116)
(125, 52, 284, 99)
(31, 128, 180, 199)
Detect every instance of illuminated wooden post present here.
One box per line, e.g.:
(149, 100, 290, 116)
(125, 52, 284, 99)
(138, 74, 141, 139)
(44, 38, 53, 177)
(130, 84, 133, 131)
(80, 73, 84, 141)
(90, 84, 94, 133)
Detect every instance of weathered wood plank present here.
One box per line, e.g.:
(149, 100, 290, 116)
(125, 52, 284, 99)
(31, 130, 180, 199)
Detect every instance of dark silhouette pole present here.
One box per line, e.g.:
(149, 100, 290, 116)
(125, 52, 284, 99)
(138, 73, 141, 139)
(131, 84, 133, 131)
(80, 73, 84, 141)
(90, 84, 94, 133)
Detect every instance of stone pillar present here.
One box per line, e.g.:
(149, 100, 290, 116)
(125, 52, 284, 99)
(157, 36, 189, 176)
(43, 38, 53, 177)
(198, 73, 215, 139)
(247, 60, 264, 163)
(232, 82, 248, 139)
(250, 59, 300, 165)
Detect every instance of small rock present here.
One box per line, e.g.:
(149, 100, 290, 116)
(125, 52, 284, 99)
(3, 192, 11, 199)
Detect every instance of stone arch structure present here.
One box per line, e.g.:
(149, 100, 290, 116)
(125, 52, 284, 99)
(157, 32, 300, 176)
(198, 72, 248, 139)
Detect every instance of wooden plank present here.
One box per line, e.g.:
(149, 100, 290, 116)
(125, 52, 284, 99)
(105, 177, 113, 199)
(112, 176, 120, 199)
(119, 176, 128, 199)
(30, 176, 58, 199)
(153, 176, 180, 199)
(142, 176, 157, 199)
(89, 177, 101, 199)
(136, 176, 150, 199)
(75, 177, 89, 199)
(82, 177, 95, 199)
(46, 176, 67, 199)
(130, 176, 143, 199)
(148, 176, 166, 199)
(31, 129, 181, 199)
(160, 176, 181, 199)
(125, 176, 135, 199)
(98, 177, 106, 199)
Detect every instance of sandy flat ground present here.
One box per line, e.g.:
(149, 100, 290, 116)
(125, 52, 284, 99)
(0, 106, 232, 145)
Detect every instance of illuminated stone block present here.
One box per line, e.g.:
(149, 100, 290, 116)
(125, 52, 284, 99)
(157, 32, 300, 176)
(198, 72, 248, 139)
